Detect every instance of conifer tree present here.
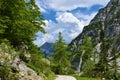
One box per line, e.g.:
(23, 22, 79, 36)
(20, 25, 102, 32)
(77, 37, 94, 73)
(94, 21, 107, 79)
(52, 32, 71, 74)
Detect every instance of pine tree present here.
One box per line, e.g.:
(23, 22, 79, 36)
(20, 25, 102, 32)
(94, 21, 108, 79)
(52, 32, 71, 74)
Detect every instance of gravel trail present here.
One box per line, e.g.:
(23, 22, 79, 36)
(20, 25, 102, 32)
(55, 75, 76, 80)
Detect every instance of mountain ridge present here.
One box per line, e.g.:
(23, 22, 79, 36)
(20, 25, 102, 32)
(70, 0, 120, 50)
(70, 0, 120, 70)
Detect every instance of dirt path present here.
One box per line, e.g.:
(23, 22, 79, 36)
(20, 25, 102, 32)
(55, 75, 76, 80)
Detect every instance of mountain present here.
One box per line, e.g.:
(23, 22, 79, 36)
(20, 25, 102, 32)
(40, 42, 54, 56)
(70, 0, 120, 70)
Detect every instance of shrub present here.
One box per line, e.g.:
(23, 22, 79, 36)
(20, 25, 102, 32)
(0, 66, 18, 80)
(105, 70, 120, 80)
(82, 60, 95, 77)
(0, 41, 19, 80)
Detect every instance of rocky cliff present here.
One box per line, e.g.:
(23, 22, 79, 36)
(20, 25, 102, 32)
(0, 43, 43, 80)
(70, 0, 120, 52)
(70, 0, 120, 69)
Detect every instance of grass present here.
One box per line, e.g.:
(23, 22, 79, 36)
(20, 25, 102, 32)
(74, 76, 100, 80)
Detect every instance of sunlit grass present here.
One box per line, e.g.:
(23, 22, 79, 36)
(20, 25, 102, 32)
(74, 76, 100, 80)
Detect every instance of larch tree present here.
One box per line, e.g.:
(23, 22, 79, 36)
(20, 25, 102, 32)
(76, 36, 94, 73)
(52, 32, 72, 74)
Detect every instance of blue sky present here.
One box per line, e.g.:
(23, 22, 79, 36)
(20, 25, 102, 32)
(34, 0, 110, 46)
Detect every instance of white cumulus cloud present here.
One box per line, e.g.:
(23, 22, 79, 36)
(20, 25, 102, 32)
(34, 12, 84, 46)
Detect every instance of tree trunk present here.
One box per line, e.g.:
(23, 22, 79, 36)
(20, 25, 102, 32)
(77, 50, 85, 73)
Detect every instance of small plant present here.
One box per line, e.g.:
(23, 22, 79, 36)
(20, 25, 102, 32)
(105, 70, 120, 80)
(27, 70, 32, 76)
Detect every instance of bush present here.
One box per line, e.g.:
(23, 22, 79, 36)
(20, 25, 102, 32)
(82, 60, 95, 77)
(27, 53, 55, 80)
(105, 70, 120, 80)
(0, 66, 18, 80)
(0, 41, 18, 65)
(0, 41, 19, 80)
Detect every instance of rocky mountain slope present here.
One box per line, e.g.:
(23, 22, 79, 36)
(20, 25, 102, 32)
(0, 43, 42, 80)
(40, 42, 54, 56)
(70, 0, 120, 69)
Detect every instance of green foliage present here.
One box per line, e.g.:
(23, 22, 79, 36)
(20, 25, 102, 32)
(0, 0, 45, 48)
(28, 44, 47, 72)
(82, 60, 95, 77)
(0, 0, 56, 80)
(51, 32, 72, 74)
(27, 49, 55, 79)
(27, 63, 41, 74)
(0, 16, 10, 36)
(71, 36, 94, 74)
(84, 22, 101, 33)
(79, 37, 94, 67)
(0, 41, 19, 65)
(105, 69, 120, 80)
(27, 60, 55, 80)
(93, 21, 107, 79)
(0, 66, 18, 80)
(0, 42, 19, 80)
(74, 75, 100, 80)
(74, 36, 94, 62)
(81, 37, 94, 61)
(94, 21, 120, 79)
(45, 74, 56, 80)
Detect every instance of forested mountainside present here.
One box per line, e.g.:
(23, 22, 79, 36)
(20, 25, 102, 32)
(70, 0, 120, 52)
(70, 0, 120, 77)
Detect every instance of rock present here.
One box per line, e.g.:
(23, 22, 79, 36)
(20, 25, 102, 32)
(0, 43, 43, 80)
(18, 61, 42, 80)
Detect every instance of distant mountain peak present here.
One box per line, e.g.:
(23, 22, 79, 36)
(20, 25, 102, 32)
(40, 42, 54, 56)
